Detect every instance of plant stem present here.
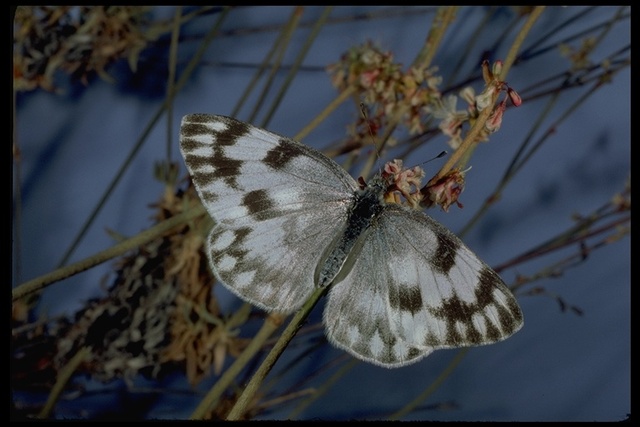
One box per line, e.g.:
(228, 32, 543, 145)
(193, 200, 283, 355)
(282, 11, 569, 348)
(12, 205, 205, 302)
(190, 312, 284, 419)
(37, 347, 91, 418)
(388, 348, 468, 420)
(225, 286, 326, 420)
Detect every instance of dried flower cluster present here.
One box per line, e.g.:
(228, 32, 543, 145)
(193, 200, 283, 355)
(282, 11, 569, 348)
(328, 43, 521, 158)
(54, 236, 180, 383)
(379, 159, 466, 212)
(13, 6, 154, 91)
(327, 41, 443, 141)
(161, 229, 249, 384)
(430, 60, 522, 151)
(421, 169, 466, 212)
(380, 159, 426, 208)
(49, 182, 247, 386)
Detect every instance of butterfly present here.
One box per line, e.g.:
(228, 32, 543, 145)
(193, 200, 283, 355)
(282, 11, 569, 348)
(179, 114, 523, 368)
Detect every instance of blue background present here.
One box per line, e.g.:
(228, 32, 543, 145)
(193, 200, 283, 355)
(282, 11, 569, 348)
(13, 6, 630, 421)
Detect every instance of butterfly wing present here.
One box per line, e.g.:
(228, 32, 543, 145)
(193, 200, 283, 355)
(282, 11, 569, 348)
(324, 204, 523, 367)
(180, 114, 358, 313)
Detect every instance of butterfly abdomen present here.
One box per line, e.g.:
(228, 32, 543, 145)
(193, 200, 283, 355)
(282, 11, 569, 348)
(314, 181, 386, 288)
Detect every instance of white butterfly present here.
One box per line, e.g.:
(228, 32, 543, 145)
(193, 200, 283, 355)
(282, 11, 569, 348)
(179, 114, 523, 368)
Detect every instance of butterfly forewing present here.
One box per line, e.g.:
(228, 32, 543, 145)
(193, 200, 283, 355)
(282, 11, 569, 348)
(180, 114, 358, 312)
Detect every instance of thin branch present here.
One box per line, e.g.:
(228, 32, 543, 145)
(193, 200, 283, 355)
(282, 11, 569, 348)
(225, 286, 326, 420)
(190, 312, 285, 420)
(56, 7, 230, 267)
(12, 205, 205, 302)
(37, 347, 91, 418)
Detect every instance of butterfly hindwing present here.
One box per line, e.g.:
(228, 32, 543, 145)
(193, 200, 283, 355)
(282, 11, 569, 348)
(180, 114, 358, 312)
(324, 204, 523, 367)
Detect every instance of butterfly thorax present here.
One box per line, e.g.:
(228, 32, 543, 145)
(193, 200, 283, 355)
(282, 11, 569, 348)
(314, 174, 389, 289)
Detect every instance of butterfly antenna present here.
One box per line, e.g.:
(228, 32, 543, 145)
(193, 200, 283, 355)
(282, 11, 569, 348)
(360, 103, 380, 156)
(359, 103, 448, 167)
(359, 104, 447, 179)
(426, 150, 448, 164)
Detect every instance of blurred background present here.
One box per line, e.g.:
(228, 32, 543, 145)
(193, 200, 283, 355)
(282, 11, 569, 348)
(12, 6, 630, 421)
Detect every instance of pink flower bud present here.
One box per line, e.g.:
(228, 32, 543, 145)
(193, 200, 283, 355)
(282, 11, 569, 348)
(508, 87, 522, 106)
(486, 99, 507, 132)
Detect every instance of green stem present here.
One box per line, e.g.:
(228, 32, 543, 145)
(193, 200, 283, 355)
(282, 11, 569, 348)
(246, 7, 304, 123)
(225, 286, 326, 420)
(288, 358, 358, 419)
(37, 347, 91, 418)
(432, 6, 545, 183)
(499, 6, 546, 80)
(260, 6, 334, 127)
(12, 205, 205, 302)
(190, 312, 284, 419)
(388, 348, 468, 420)
(296, 85, 356, 142)
(57, 7, 230, 267)
(165, 6, 182, 165)
(412, 6, 459, 71)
